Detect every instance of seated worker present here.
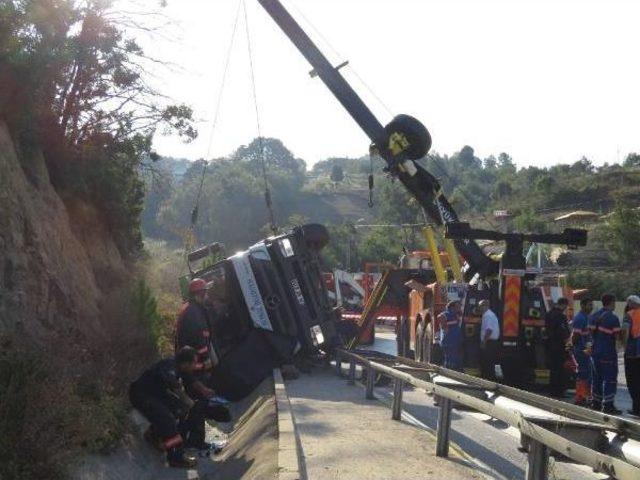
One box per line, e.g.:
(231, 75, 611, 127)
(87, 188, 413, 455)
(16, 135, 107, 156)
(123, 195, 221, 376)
(129, 347, 231, 468)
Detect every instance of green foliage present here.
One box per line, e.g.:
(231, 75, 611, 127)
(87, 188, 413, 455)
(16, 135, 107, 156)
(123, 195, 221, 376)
(623, 153, 640, 168)
(513, 208, 548, 233)
(144, 132, 640, 271)
(0, 0, 195, 255)
(601, 203, 640, 265)
(567, 269, 640, 299)
(0, 344, 128, 480)
(132, 279, 166, 351)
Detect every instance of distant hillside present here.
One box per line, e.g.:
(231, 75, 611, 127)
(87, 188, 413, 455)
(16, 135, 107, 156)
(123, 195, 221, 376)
(142, 138, 640, 271)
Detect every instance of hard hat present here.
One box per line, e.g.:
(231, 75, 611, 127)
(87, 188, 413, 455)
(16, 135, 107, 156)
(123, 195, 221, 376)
(627, 295, 640, 305)
(189, 278, 208, 294)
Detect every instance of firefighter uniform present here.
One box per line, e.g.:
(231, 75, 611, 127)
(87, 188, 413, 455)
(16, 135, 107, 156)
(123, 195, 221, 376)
(441, 309, 463, 371)
(589, 308, 621, 410)
(571, 310, 593, 405)
(129, 359, 202, 461)
(175, 301, 215, 386)
(623, 305, 640, 415)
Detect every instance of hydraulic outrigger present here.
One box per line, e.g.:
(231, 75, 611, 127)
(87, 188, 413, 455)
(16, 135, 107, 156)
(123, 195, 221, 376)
(256, 0, 588, 385)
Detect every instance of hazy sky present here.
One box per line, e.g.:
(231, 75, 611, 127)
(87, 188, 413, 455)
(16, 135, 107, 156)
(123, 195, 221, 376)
(140, 0, 640, 167)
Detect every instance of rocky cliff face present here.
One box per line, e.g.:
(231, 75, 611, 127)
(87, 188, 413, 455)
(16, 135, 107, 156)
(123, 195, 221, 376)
(0, 120, 127, 341)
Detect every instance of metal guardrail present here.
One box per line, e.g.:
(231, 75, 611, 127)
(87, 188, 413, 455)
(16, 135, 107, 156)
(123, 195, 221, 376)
(333, 348, 640, 480)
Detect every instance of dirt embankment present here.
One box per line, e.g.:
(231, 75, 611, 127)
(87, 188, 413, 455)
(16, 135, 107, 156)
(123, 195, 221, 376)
(73, 377, 279, 480)
(0, 119, 128, 341)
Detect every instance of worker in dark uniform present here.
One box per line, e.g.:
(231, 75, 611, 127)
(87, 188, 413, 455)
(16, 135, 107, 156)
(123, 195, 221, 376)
(622, 295, 640, 416)
(545, 297, 571, 398)
(439, 300, 463, 371)
(589, 293, 622, 414)
(129, 347, 201, 468)
(175, 278, 216, 397)
(570, 298, 594, 406)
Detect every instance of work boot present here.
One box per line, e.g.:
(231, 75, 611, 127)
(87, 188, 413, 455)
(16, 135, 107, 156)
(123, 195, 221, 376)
(591, 401, 602, 412)
(167, 447, 197, 469)
(143, 427, 164, 452)
(602, 404, 622, 415)
(628, 409, 640, 417)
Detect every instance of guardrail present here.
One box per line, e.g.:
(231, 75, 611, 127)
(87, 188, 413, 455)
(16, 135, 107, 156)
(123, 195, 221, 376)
(334, 348, 640, 480)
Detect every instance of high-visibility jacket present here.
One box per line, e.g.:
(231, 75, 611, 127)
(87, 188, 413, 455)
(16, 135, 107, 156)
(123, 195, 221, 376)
(624, 308, 640, 358)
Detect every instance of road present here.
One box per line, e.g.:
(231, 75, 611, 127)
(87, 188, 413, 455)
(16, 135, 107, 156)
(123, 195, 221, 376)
(360, 329, 637, 480)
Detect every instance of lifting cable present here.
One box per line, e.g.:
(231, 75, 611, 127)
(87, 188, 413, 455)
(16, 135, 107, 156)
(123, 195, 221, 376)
(190, 0, 243, 237)
(242, 0, 278, 235)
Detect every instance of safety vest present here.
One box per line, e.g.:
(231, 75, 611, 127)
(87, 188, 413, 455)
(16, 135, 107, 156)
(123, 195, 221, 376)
(629, 309, 640, 339)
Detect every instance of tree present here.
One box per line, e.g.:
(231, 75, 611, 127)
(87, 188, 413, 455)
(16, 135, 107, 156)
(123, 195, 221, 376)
(498, 152, 516, 173)
(603, 203, 640, 266)
(483, 155, 497, 170)
(0, 0, 196, 254)
(493, 180, 513, 200)
(624, 153, 640, 168)
(330, 164, 344, 184)
(513, 208, 547, 233)
(535, 174, 555, 193)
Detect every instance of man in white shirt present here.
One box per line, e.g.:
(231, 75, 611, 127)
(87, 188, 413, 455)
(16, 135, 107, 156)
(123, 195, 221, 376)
(479, 300, 500, 380)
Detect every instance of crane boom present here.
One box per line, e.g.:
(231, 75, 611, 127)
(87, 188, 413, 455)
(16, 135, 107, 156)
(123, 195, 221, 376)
(256, 0, 499, 278)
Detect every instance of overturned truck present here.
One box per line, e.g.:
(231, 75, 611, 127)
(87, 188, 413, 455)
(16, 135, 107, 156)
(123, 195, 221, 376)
(184, 224, 342, 400)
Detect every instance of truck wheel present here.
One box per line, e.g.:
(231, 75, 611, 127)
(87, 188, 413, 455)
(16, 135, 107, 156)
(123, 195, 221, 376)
(300, 223, 330, 251)
(384, 114, 432, 160)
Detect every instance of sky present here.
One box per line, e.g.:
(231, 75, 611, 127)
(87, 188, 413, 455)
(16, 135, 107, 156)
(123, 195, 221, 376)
(135, 0, 640, 167)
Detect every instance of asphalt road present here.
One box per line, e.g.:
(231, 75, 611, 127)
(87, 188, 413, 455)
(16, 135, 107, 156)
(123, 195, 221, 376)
(361, 330, 638, 480)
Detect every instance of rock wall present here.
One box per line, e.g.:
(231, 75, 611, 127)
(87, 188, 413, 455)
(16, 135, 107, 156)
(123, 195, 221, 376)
(0, 120, 127, 341)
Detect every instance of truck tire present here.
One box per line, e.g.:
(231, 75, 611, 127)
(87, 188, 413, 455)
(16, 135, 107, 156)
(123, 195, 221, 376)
(300, 223, 330, 251)
(384, 114, 432, 160)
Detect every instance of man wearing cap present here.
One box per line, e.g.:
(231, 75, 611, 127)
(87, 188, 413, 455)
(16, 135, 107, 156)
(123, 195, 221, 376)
(438, 300, 463, 371)
(479, 300, 500, 381)
(623, 295, 640, 416)
(175, 278, 216, 399)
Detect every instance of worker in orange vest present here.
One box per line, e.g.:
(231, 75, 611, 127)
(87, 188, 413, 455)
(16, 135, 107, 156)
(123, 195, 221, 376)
(623, 295, 640, 416)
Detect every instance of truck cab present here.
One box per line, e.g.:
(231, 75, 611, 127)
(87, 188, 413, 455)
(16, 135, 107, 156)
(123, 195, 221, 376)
(188, 224, 341, 362)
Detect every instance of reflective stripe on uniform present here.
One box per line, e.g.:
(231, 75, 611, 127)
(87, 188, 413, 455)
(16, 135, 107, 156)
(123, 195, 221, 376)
(164, 434, 183, 449)
(597, 327, 620, 334)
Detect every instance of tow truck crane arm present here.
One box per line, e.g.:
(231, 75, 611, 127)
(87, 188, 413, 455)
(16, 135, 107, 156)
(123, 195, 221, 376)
(257, 0, 499, 279)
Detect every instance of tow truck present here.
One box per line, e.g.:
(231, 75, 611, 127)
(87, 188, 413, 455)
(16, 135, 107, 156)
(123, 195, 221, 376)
(256, 0, 588, 387)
